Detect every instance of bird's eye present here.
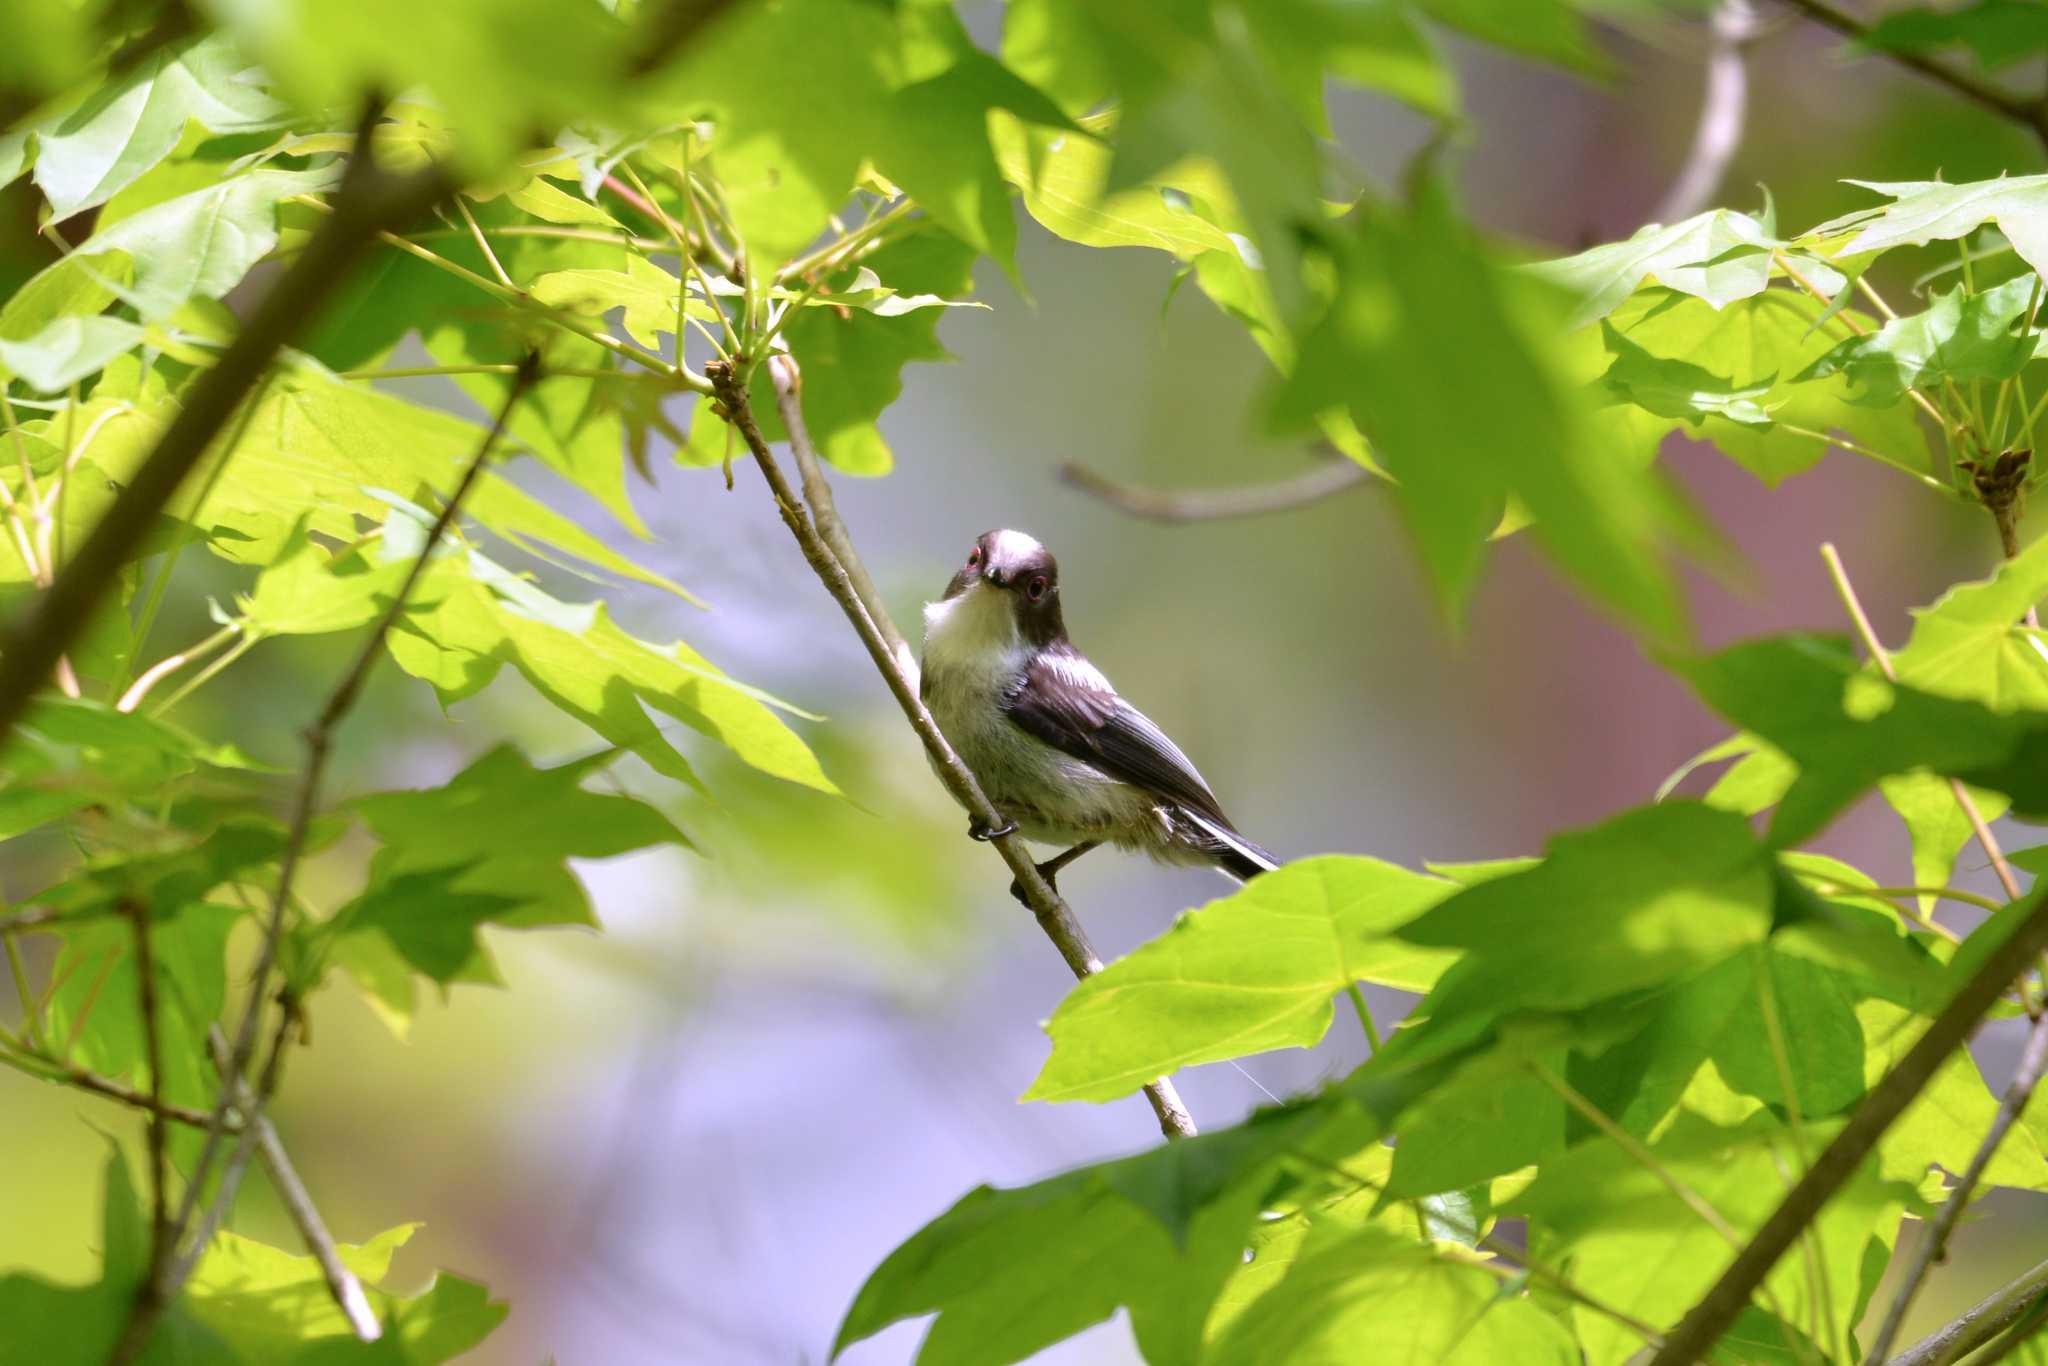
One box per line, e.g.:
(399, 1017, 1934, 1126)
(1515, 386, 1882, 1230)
(967, 546, 981, 567)
(1027, 575, 1049, 601)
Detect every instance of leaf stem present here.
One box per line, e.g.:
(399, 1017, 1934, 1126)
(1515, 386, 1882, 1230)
(455, 195, 515, 290)
(1531, 1060, 1746, 1247)
(1775, 255, 1952, 434)
(1819, 543, 2028, 911)
(1346, 983, 1382, 1052)
(146, 634, 256, 718)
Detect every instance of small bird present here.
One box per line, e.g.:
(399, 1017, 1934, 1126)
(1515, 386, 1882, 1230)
(920, 528, 1277, 895)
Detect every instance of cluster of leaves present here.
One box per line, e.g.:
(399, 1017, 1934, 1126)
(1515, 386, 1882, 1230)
(5, 0, 2048, 1364)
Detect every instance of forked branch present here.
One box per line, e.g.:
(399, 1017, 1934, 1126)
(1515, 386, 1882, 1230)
(107, 357, 541, 1366)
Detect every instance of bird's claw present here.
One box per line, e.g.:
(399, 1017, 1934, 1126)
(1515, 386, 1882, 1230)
(969, 816, 1018, 842)
(1009, 862, 1060, 906)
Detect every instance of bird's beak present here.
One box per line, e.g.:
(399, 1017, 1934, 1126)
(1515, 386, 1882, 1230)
(982, 565, 1009, 588)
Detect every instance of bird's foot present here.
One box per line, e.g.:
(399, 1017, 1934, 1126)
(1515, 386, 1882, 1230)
(1009, 861, 1061, 906)
(968, 816, 1018, 842)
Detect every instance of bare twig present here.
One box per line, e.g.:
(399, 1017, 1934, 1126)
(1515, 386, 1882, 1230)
(1654, 0, 1763, 225)
(768, 357, 911, 674)
(112, 357, 540, 1366)
(54, 1065, 221, 1129)
(1058, 453, 1372, 524)
(708, 358, 1195, 1140)
(1868, 1012, 2048, 1363)
(1644, 881, 2048, 1364)
(1891, 1256, 2048, 1366)
(205, 1028, 380, 1342)
(1962, 1300, 2048, 1366)
(1779, 0, 2048, 148)
(0, 124, 456, 756)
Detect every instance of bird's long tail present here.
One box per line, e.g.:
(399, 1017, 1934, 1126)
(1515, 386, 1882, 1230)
(1184, 810, 1279, 882)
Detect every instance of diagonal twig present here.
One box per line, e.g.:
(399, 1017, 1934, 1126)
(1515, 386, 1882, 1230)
(126, 899, 170, 1270)
(769, 357, 913, 675)
(1867, 1011, 2048, 1363)
(712, 356, 1195, 1140)
(1779, 0, 2048, 149)
(1892, 1255, 2048, 1366)
(108, 356, 541, 1366)
(1058, 453, 1372, 524)
(206, 1027, 380, 1342)
(1645, 878, 2048, 1364)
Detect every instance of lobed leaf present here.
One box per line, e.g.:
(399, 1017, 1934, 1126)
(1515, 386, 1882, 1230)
(1026, 856, 1458, 1104)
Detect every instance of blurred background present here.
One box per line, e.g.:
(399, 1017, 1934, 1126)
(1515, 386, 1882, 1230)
(6, 6, 2048, 1363)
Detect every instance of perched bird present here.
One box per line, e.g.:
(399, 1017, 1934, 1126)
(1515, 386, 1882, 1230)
(919, 528, 1277, 895)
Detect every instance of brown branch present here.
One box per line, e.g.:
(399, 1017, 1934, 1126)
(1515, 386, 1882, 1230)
(1868, 1012, 2048, 1363)
(1960, 1300, 2048, 1366)
(1780, 0, 2048, 149)
(707, 357, 1196, 1140)
(1654, 0, 1764, 224)
(104, 898, 171, 1366)
(768, 356, 910, 672)
(0, 131, 456, 758)
(1058, 453, 1372, 524)
(1645, 881, 2048, 1364)
(111, 357, 540, 1366)
(1891, 1255, 2048, 1366)
(128, 901, 169, 1260)
(205, 1028, 380, 1342)
(57, 1065, 221, 1129)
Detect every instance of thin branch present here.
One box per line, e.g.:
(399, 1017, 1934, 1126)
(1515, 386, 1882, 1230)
(115, 357, 540, 1365)
(52, 1063, 221, 1129)
(1891, 1256, 2048, 1366)
(104, 899, 172, 1366)
(1058, 454, 1372, 524)
(0, 133, 456, 757)
(127, 900, 169, 1264)
(1644, 883, 2048, 1364)
(1962, 1300, 2048, 1366)
(1654, 0, 1763, 225)
(1868, 1012, 2048, 1363)
(707, 358, 1196, 1140)
(205, 1027, 380, 1342)
(1821, 543, 2027, 906)
(1779, 0, 2048, 149)
(768, 357, 911, 674)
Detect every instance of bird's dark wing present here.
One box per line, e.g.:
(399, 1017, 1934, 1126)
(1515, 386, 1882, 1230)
(1001, 650, 1232, 826)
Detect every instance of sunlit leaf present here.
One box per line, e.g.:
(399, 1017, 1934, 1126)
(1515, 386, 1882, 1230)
(1027, 857, 1458, 1104)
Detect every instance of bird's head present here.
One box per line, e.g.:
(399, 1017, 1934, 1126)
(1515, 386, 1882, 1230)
(929, 529, 1067, 648)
